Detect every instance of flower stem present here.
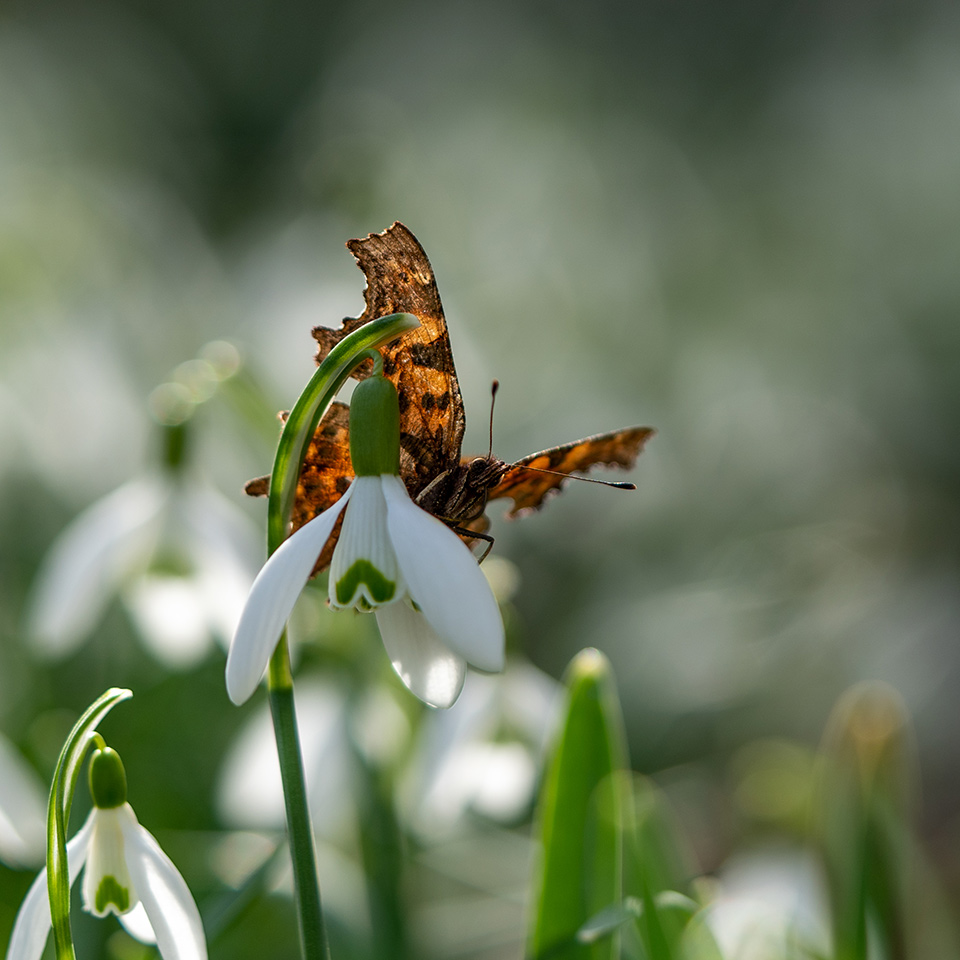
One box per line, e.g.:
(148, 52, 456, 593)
(267, 312, 419, 555)
(47, 688, 132, 960)
(261, 312, 419, 960)
(268, 634, 330, 960)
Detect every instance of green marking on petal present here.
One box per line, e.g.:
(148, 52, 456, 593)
(95, 875, 131, 914)
(336, 559, 396, 606)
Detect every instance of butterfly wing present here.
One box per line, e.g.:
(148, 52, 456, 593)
(243, 401, 353, 570)
(488, 426, 655, 518)
(285, 401, 354, 530)
(312, 221, 465, 498)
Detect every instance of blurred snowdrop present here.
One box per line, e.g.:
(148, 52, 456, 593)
(26, 472, 259, 669)
(705, 847, 829, 960)
(398, 658, 561, 836)
(217, 679, 352, 835)
(25, 344, 258, 668)
(0, 733, 46, 867)
(215, 679, 402, 932)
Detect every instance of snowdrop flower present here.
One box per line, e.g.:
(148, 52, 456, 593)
(26, 471, 259, 669)
(226, 371, 504, 709)
(6, 747, 206, 960)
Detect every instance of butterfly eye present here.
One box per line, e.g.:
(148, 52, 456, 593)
(467, 457, 498, 481)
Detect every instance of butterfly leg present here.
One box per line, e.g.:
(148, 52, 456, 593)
(449, 525, 496, 563)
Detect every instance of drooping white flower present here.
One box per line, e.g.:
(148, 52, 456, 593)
(226, 372, 504, 709)
(6, 748, 206, 960)
(226, 474, 504, 708)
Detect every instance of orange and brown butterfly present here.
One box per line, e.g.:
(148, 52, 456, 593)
(246, 221, 654, 564)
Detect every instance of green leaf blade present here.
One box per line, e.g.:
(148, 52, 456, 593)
(529, 649, 629, 960)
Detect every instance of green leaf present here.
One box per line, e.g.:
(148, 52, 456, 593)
(266, 312, 419, 555)
(529, 648, 628, 960)
(47, 687, 133, 960)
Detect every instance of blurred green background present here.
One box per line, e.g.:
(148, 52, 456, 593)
(2, 0, 959, 957)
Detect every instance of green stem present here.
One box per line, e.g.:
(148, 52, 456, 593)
(267, 313, 419, 554)
(47, 688, 132, 960)
(260, 311, 419, 960)
(268, 636, 329, 960)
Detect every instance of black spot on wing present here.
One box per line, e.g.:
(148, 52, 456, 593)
(408, 342, 449, 371)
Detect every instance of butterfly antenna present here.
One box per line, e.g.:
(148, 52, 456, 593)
(487, 380, 499, 459)
(507, 462, 636, 490)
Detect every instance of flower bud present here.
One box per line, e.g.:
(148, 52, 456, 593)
(88, 747, 128, 809)
(349, 374, 401, 476)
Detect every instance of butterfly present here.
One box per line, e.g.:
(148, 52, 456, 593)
(247, 222, 654, 566)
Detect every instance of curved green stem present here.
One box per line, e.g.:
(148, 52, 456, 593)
(267, 312, 418, 554)
(262, 311, 419, 960)
(48, 688, 133, 960)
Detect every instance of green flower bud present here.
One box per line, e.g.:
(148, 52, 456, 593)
(88, 747, 128, 809)
(349, 373, 401, 476)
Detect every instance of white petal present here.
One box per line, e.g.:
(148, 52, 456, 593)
(119, 807, 207, 960)
(375, 602, 467, 708)
(328, 476, 399, 609)
(118, 902, 157, 943)
(82, 807, 136, 917)
(382, 475, 504, 673)
(225, 488, 352, 705)
(179, 485, 261, 649)
(25, 478, 167, 658)
(6, 813, 95, 960)
(0, 735, 47, 866)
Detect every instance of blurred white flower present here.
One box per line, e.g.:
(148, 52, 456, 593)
(0, 734, 46, 868)
(217, 678, 352, 835)
(7, 749, 206, 960)
(398, 659, 561, 835)
(214, 679, 393, 930)
(26, 475, 260, 669)
(705, 846, 829, 960)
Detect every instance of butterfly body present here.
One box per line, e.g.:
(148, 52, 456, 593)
(416, 455, 504, 516)
(248, 222, 654, 567)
